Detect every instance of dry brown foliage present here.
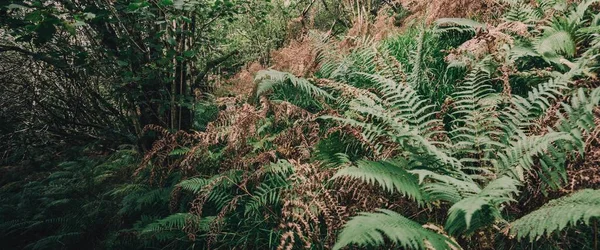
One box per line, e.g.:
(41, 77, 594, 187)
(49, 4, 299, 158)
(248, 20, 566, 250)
(339, 7, 400, 50)
(223, 62, 265, 98)
(137, 87, 428, 248)
(271, 37, 319, 77)
(277, 160, 343, 249)
(223, 35, 319, 98)
(399, 0, 503, 24)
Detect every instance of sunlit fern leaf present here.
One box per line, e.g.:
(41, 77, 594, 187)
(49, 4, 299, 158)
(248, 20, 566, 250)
(435, 18, 486, 34)
(332, 160, 422, 203)
(509, 189, 600, 242)
(255, 69, 333, 99)
(142, 213, 214, 234)
(261, 159, 295, 175)
(332, 209, 459, 250)
(445, 177, 520, 235)
(535, 30, 576, 63)
(411, 169, 480, 204)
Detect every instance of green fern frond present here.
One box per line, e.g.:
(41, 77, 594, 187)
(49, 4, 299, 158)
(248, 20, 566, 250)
(255, 69, 333, 99)
(333, 209, 459, 250)
(445, 177, 520, 235)
(411, 169, 480, 203)
(244, 175, 289, 216)
(332, 160, 422, 203)
(169, 147, 191, 156)
(450, 61, 503, 164)
(509, 189, 600, 241)
(178, 170, 243, 194)
(108, 184, 148, 197)
(535, 30, 576, 64)
(330, 82, 458, 167)
(408, 29, 426, 88)
(142, 213, 214, 234)
(435, 18, 486, 34)
(502, 77, 570, 136)
(359, 73, 441, 137)
(320, 115, 389, 155)
(557, 88, 600, 138)
(503, 3, 544, 24)
(261, 159, 295, 175)
(495, 132, 573, 181)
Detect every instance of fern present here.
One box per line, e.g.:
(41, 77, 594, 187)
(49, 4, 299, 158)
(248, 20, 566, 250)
(177, 170, 243, 194)
(412, 169, 480, 203)
(510, 189, 600, 241)
(502, 77, 570, 137)
(450, 60, 503, 167)
(244, 174, 289, 216)
(142, 213, 214, 234)
(556, 88, 600, 140)
(324, 73, 459, 167)
(445, 177, 520, 235)
(495, 132, 573, 181)
(255, 69, 333, 99)
(261, 159, 295, 175)
(361, 73, 441, 137)
(332, 160, 423, 203)
(333, 209, 458, 250)
(435, 18, 486, 34)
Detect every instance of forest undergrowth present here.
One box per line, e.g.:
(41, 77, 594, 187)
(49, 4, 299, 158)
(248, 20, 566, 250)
(2, 0, 600, 249)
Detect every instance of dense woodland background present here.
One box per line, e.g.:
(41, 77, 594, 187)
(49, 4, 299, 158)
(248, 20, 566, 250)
(1, 0, 600, 249)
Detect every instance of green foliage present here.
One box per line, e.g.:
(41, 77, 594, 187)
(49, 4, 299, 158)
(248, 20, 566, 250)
(142, 213, 214, 234)
(445, 177, 520, 235)
(332, 160, 422, 203)
(3, 0, 600, 249)
(333, 209, 458, 250)
(510, 189, 600, 241)
(256, 69, 333, 99)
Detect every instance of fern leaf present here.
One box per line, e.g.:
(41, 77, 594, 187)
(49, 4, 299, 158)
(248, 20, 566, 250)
(510, 189, 600, 241)
(495, 132, 573, 181)
(333, 209, 459, 250)
(142, 213, 214, 234)
(411, 169, 480, 203)
(332, 160, 422, 203)
(244, 175, 289, 216)
(445, 177, 520, 235)
(255, 69, 333, 99)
